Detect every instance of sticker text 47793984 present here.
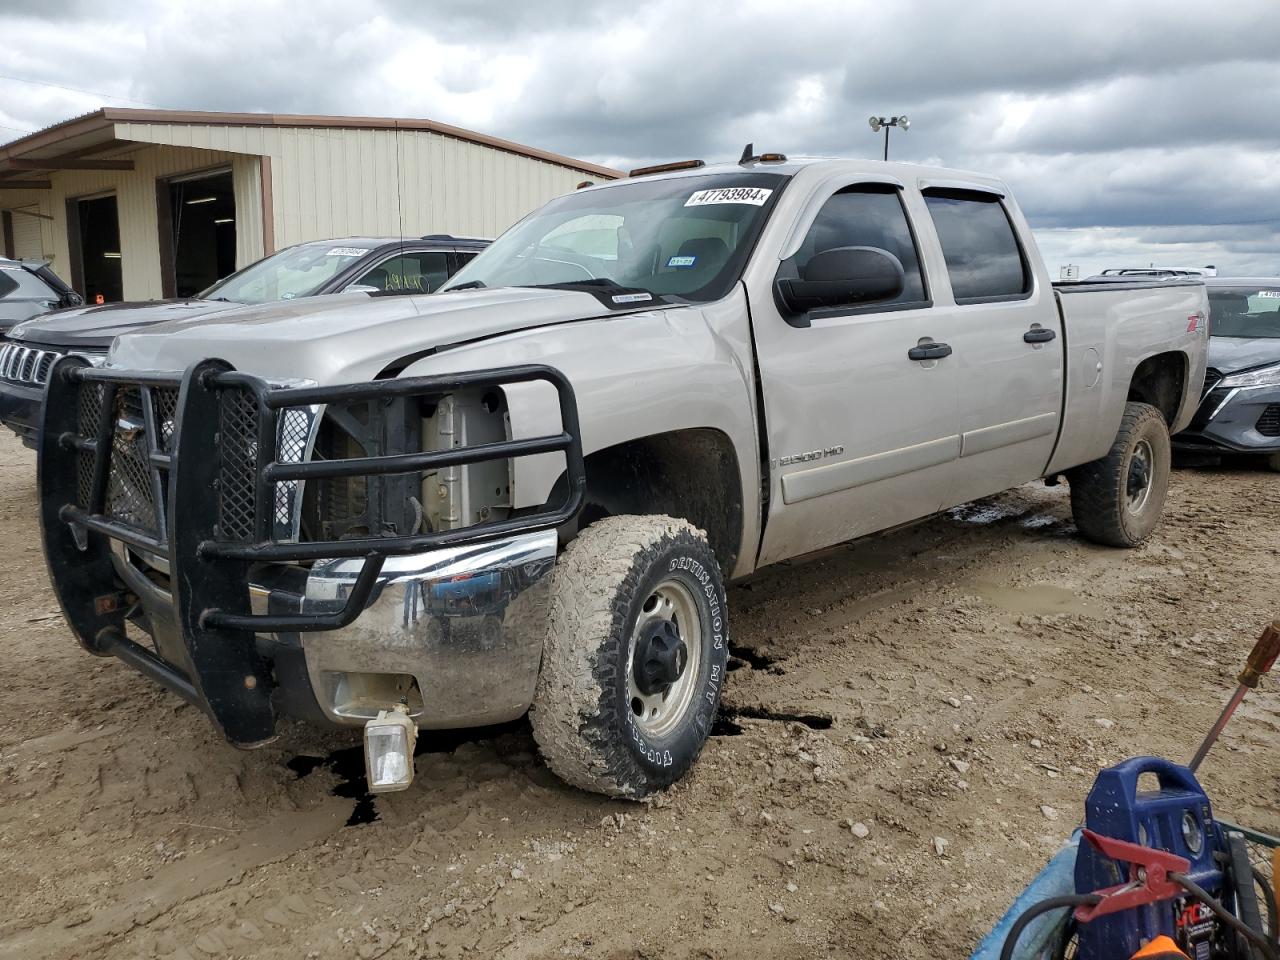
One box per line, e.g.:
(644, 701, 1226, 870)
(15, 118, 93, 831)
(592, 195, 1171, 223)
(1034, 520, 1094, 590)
(684, 187, 773, 208)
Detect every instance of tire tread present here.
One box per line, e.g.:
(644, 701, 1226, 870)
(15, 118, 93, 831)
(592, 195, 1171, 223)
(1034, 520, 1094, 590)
(1068, 401, 1169, 547)
(530, 515, 721, 798)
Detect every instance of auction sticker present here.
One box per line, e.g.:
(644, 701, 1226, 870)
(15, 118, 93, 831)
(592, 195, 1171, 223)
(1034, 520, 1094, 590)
(326, 247, 368, 257)
(685, 187, 772, 207)
(1258, 290, 1280, 298)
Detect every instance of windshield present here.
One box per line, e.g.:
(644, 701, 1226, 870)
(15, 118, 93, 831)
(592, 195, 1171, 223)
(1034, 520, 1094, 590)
(198, 242, 378, 305)
(1208, 285, 1280, 338)
(441, 172, 788, 303)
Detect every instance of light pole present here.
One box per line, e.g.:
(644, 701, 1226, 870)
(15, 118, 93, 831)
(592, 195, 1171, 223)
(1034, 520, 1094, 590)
(868, 115, 909, 160)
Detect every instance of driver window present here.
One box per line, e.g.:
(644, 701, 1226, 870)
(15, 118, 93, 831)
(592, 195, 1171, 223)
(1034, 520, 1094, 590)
(353, 252, 451, 294)
(794, 185, 927, 306)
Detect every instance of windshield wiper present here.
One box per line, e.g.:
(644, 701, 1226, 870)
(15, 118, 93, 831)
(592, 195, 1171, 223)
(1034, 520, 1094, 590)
(521, 278, 664, 304)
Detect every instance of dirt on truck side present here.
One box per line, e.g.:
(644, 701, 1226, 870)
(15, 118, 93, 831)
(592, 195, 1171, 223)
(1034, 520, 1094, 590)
(1, 430, 1276, 960)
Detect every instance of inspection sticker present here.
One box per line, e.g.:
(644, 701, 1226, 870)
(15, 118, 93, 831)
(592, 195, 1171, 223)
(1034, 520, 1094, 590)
(684, 187, 772, 207)
(326, 247, 368, 257)
(667, 255, 697, 268)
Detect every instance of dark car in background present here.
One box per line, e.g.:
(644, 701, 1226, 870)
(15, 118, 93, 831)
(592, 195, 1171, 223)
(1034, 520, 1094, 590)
(0, 234, 487, 446)
(1175, 277, 1280, 471)
(0, 258, 82, 334)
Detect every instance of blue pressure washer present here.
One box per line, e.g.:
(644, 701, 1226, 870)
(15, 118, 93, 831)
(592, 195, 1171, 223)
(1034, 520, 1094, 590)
(971, 621, 1280, 960)
(1074, 757, 1231, 959)
(974, 757, 1275, 960)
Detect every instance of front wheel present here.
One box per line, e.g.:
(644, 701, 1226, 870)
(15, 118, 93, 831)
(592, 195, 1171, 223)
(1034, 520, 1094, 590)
(1265, 452, 1280, 473)
(530, 515, 728, 798)
(1068, 401, 1171, 547)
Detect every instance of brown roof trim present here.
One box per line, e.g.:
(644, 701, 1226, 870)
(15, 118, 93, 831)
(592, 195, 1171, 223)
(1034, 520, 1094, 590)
(0, 108, 622, 179)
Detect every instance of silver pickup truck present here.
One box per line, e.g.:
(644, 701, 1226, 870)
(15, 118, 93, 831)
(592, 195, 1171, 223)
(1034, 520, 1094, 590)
(38, 155, 1208, 799)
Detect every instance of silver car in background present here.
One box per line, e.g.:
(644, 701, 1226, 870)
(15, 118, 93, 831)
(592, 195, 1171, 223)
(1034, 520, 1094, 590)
(1175, 277, 1280, 471)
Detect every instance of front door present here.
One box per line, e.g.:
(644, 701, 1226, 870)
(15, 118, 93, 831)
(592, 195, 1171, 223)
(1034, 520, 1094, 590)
(750, 182, 960, 565)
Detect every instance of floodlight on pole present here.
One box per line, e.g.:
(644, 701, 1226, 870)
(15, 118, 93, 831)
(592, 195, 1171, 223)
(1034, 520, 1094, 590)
(869, 115, 909, 160)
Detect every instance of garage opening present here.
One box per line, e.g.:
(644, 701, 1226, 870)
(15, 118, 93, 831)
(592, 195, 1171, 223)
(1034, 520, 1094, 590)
(161, 169, 236, 298)
(71, 194, 123, 304)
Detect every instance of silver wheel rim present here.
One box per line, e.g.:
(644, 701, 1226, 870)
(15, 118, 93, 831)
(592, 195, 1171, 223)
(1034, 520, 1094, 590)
(1127, 438, 1155, 512)
(626, 579, 703, 739)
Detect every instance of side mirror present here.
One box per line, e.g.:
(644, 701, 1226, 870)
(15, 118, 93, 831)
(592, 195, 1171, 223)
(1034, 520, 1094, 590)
(61, 291, 84, 308)
(775, 246, 905, 314)
(346, 284, 382, 295)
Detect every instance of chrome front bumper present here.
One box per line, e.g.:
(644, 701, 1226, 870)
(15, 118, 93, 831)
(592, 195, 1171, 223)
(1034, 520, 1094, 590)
(111, 529, 557, 731)
(298, 530, 557, 728)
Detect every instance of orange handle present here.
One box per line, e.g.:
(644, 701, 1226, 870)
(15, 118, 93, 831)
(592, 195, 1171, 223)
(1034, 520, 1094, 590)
(1239, 621, 1280, 688)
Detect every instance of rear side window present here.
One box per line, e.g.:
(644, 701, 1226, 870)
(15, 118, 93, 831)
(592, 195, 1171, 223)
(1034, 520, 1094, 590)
(354, 251, 451, 294)
(0, 265, 55, 300)
(922, 190, 1030, 302)
(792, 185, 927, 306)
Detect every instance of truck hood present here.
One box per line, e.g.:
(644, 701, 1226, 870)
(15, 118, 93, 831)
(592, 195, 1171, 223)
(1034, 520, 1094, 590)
(1207, 336, 1280, 374)
(108, 288, 623, 383)
(9, 298, 235, 350)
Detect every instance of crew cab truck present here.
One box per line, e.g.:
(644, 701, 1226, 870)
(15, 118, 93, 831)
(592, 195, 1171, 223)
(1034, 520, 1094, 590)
(37, 156, 1208, 799)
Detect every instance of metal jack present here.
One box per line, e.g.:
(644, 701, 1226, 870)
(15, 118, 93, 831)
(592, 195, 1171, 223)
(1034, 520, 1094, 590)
(1188, 619, 1280, 773)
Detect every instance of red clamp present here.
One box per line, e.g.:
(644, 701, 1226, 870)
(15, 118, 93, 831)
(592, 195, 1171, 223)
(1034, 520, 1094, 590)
(1074, 829, 1191, 923)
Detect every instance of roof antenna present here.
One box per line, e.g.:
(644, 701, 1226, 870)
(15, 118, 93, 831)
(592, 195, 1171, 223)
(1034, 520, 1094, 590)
(738, 143, 754, 165)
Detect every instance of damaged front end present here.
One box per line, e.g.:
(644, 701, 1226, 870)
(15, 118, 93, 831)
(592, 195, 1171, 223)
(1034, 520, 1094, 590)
(38, 356, 585, 748)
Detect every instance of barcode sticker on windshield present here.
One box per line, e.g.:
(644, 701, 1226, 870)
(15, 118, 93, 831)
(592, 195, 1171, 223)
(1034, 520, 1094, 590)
(1258, 290, 1280, 298)
(685, 187, 772, 207)
(326, 247, 367, 257)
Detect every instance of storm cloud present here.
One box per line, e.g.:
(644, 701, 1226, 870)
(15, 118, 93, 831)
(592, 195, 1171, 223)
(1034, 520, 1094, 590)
(2, 0, 1277, 274)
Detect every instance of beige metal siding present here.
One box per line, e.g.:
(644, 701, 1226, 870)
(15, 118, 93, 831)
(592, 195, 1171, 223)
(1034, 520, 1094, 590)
(115, 122, 592, 249)
(9, 208, 46, 259)
(6, 119, 596, 301)
(30, 143, 262, 300)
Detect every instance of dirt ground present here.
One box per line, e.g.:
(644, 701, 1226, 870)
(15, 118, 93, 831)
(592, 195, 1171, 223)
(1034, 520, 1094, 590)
(1, 430, 1277, 960)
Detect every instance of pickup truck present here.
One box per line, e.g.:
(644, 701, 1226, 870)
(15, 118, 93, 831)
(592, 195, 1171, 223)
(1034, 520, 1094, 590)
(37, 155, 1208, 799)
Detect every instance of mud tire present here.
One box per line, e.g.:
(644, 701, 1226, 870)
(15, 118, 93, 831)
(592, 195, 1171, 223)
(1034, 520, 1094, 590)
(1068, 401, 1171, 547)
(530, 515, 728, 799)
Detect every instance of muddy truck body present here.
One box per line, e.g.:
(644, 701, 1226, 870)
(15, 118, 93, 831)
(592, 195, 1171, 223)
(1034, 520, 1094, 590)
(38, 157, 1208, 797)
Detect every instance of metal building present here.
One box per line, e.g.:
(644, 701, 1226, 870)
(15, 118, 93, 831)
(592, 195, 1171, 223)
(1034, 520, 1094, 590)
(0, 109, 618, 302)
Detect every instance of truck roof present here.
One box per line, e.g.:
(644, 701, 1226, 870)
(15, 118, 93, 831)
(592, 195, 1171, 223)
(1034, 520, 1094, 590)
(615, 156, 1011, 195)
(1204, 276, 1280, 286)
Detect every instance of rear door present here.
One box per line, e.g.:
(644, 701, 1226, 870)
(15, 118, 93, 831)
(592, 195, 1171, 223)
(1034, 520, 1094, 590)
(915, 187, 1064, 506)
(748, 179, 960, 565)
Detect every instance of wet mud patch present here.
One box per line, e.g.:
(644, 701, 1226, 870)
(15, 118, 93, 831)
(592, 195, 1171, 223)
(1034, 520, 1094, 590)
(288, 719, 530, 826)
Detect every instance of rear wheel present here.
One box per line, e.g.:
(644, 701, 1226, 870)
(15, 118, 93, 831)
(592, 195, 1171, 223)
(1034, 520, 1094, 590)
(530, 515, 728, 798)
(1068, 402, 1171, 547)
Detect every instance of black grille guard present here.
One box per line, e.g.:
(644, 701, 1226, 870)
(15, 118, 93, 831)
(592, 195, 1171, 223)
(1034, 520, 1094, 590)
(38, 356, 586, 746)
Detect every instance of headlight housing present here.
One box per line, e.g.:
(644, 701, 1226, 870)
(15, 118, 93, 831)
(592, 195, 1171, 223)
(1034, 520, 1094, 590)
(1219, 363, 1280, 389)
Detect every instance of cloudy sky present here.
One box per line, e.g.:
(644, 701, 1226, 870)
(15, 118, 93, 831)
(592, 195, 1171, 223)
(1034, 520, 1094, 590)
(2, 0, 1278, 275)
